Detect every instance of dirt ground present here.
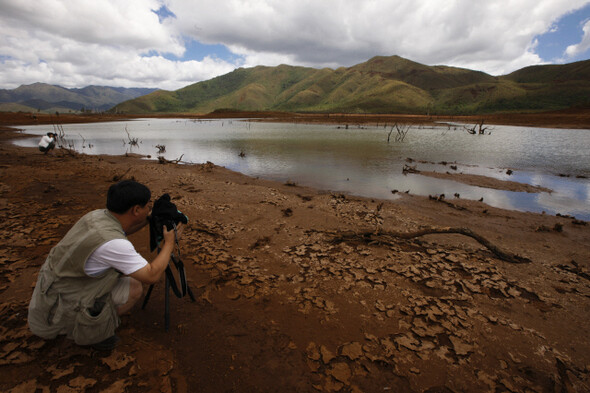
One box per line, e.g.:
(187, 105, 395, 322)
(0, 111, 589, 392)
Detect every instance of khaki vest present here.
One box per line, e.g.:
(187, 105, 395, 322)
(28, 209, 127, 345)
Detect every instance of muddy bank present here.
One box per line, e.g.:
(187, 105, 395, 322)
(0, 119, 589, 392)
(415, 171, 553, 193)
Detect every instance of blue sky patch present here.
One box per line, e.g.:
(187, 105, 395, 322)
(162, 38, 243, 64)
(152, 5, 176, 23)
(184, 39, 239, 62)
(534, 3, 590, 62)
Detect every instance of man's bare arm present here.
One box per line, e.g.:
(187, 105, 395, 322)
(130, 224, 183, 284)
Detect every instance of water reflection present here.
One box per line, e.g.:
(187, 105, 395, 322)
(12, 118, 590, 220)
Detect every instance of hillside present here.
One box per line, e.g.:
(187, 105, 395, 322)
(111, 55, 590, 115)
(0, 83, 156, 113)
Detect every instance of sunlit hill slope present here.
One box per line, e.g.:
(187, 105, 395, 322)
(111, 55, 590, 115)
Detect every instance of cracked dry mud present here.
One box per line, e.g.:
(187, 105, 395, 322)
(1, 116, 590, 392)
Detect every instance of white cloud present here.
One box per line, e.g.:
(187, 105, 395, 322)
(0, 0, 239, 89)
(0, 0, 589, 90)
(1, 0, 181, 53)
(565, 20, 590, 58)
(170, 0, 590, 74)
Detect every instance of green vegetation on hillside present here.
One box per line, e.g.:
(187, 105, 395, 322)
(111, 55, 590, 115)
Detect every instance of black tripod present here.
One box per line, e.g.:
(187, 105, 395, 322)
(141, 224, 195, 331)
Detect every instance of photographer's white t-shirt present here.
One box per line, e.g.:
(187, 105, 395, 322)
(38, 135, 54, 148)
(84, 239, 148, 277)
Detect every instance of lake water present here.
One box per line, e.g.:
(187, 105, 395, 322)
(13, 118, 590, 221)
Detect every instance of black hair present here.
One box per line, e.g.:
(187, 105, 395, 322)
(106, 180, 151, 214)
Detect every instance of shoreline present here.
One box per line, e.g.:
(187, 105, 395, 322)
(1, 114, 590, 392)
(6, 111, 585, 220)
(2, 107, 590, 129)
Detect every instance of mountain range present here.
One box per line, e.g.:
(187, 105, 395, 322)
(112, 55, 590, 115)
(0, 83, 156, 113)
(2, 55, 589, 116)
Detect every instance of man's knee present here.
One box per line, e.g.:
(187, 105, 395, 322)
(128, 277, 143, 304)
(117, 277, 143, 315)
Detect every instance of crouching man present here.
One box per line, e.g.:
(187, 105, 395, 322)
(38, 132, 56, 154)
(28, 180, 183, 350)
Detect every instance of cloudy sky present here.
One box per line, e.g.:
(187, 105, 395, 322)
(1, 0, 589, 91)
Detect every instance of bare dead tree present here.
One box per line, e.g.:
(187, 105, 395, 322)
(52, 123, 77, 155)
(53, 124, 65, 145)
(464, 120, 492, 135)
(78, 133, 88, 149)
(125, 126, 139, 146)
(388, 123, 412, 143)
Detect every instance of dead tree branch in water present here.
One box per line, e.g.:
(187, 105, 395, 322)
(402, 164, 420, 174)
(464, 120, 492, 135)
(388, 123, 412, 143)
(125, 126, 139, 146)
(327, 227, 531, 264)
(78, 133, 92, 149)
(52, 123, 77, 156)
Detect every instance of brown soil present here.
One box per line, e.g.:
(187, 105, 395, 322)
(1, 112, 590, 392)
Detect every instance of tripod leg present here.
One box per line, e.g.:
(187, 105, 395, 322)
(187, 285, 196, 302)
(142, 284, 154, 309)
(165, 274, 170, 332)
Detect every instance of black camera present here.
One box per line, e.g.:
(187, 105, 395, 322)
(148, 193, 188, 251)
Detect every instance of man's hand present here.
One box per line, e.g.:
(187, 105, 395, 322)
(131, 223, 185, 285)
(162, 223, 184, 245)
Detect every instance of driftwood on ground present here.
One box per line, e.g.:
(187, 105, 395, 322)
(158, 154, 184, 164)
(326, 227, 532, 264)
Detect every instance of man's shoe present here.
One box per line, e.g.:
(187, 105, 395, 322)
(91, 335, 120, 351)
